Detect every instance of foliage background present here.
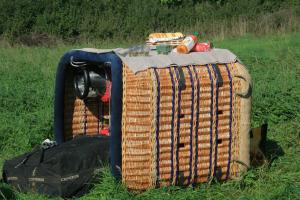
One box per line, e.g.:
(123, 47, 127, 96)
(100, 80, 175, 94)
(0, 0, 299, 44)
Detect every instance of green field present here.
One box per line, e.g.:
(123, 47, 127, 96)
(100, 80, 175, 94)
(0, 32, 300, 199)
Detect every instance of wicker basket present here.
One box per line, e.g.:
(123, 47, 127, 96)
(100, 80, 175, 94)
(122, 62, 251, 190)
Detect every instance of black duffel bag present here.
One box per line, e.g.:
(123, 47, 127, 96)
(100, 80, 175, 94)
(2, 136, 109, 198)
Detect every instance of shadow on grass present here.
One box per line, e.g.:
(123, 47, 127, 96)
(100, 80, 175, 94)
(265, 139, 285, 165)
(251, 123, 285, 167)
(0, 181, 16, 200)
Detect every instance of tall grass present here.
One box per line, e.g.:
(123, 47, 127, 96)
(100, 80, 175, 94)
(189, 8, 300, 40)
(0, 32, 300, 199)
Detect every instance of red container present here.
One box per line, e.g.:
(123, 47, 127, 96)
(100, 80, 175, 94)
(192, 42, 212, 52)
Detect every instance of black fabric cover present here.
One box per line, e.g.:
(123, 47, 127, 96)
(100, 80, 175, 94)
(2, 136, 109, 198)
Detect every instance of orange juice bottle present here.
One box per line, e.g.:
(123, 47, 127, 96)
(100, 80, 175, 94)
(176, 35, 198, 54)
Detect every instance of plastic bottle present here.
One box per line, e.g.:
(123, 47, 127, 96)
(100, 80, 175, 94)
(176, 35, 198, 54)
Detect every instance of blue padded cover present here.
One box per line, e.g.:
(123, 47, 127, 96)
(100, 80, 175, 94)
(54, 50, 122, 179)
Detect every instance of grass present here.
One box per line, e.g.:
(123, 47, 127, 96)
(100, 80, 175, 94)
(0, 32, 300, 199)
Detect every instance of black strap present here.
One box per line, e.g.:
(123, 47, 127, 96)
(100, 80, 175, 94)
(39, 148, 45, 163)
(14, 146, 51, 168)
(177, 171, 185, 186)
(212, 64, 223, 87)
(176, 66, 186, 90)
(14, 148, 40, 168)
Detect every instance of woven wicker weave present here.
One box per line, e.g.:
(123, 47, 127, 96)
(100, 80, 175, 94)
(63, 68, 110, 140)
(122, 62, 251, 190)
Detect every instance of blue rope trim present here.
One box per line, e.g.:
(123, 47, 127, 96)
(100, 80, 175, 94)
(192, 66, 200, 184)
(153, 68, 161, 186)
(205, 65, 214, 180)
(174, 68, 182, 184)
(168, 67, 175, 184)
(224, 64, 233, 179)
(187, 66, 195, 185)
(211, 64, 220, 175)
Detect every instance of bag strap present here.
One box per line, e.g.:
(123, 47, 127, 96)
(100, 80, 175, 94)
(14, 141, 57, 168)
(14, 148, 40, 168)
